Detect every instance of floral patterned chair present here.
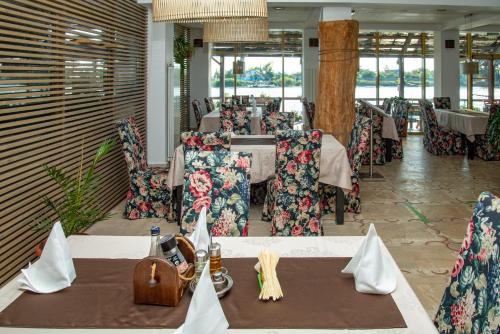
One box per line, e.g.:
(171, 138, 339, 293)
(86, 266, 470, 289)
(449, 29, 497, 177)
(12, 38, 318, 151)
(204, 97, 215, 113)
(116, 117, 172, 220)
(192, 99, 204, 129)
(301, 97, 315, 130)
(418, 99, 465, 155)
(261, 111, 295, 135)
(361, 110, 385, 165)
(475, 104, 500, 161)
(220, 108, 251, 135)
(434, 191, 499, 334)
(181, 150, 252, 236)
(180, 131, 231, 152)
(391, 98, 410, 159)
(320, 116, 372, 215)
(382, 97, 394, 114)
(434, 97, 452, 109)
(262, 130, 323, 236)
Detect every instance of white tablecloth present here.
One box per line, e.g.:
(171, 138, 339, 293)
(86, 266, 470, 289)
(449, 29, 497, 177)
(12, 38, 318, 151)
(435, 109, 489, 142)
(0, 235, 437, 334)
(166, 134, 353, 191)
(199, 107, 263, 134)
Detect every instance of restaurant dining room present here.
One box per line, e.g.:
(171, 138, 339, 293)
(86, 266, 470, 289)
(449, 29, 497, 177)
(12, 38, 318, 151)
(1, 0, 499, 333)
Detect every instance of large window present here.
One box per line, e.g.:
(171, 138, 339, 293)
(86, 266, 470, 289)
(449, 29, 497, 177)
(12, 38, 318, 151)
(210, 31, 302, 113)
(356, 32, 434, 107)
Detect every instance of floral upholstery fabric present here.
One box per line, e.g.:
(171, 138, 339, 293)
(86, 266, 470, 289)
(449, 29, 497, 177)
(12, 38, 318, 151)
(181, 150, 252, 236)
(361, 111, 385, 165)
(192, 99, 203, 129)
(475, 105, 500, 161)
(320, 116, 371, 215)
(434, 191, 499, 334)
(220, 108, 251, 135)
(301, 97, 315, 129)
(391, 98, 410, 159)
(434, 97, 452, 109)
(261, 111, 295, 135)
(116, 117, 172, 220)
(181, 131, 231, 152)
(382, 98, 394, 114)
(418, 99, 465, 156)
(261, 130, 323, 236)
(204, 97, 215, 113)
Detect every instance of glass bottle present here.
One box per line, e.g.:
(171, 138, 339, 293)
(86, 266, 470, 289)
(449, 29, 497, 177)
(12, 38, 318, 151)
(209, 242, 222, 275)
(194, 249, 209, 283)
(160, 234, 189, 274)
(148, 226, 162, 257)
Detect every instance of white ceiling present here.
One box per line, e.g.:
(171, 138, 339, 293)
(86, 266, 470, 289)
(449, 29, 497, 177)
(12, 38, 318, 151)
(267, 4, 500, 31)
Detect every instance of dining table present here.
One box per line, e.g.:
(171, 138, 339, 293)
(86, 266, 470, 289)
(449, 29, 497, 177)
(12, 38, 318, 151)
(0, 235, 438, 334)
(166, 134, 353, 225)
(199, 107, 263, 134)
(434, 108, 489, 159)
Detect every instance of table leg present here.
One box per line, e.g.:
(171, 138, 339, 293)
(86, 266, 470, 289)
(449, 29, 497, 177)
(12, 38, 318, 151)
(335, 186, 344, 225)
(384, 139, 393, 162)
(466, 137, 475, 160)
(175, 185, 183, 226)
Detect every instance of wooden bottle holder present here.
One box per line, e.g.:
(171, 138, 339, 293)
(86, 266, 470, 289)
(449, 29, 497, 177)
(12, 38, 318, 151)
(133, 235, 196, 307)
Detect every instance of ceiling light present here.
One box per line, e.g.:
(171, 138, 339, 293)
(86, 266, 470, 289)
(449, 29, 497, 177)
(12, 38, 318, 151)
(203, 18, 269, 43)
(152, 0, 268, 23)
(351, 9, 356, 16)
(273, 7, 285, 10)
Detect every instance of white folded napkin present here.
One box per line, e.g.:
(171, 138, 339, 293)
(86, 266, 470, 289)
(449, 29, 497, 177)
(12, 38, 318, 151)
(173, 262, 228, 334)
(341, 224, 397, 295)
(188, 206, 210, 252)
(19, 222, 76, 293)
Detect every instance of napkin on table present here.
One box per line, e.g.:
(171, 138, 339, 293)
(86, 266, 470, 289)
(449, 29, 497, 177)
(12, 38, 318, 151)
(172, 262, 228, 334)
(341, 224, 397, 295)
(18, 221, 76, 293)
(188, 206, 210, 252)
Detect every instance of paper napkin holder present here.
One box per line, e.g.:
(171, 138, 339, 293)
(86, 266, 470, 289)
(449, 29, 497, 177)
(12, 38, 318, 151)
(133, 235, 195, 307)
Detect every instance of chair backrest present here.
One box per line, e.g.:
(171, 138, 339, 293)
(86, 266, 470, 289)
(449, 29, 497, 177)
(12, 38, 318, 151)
(301, 97, 315, 128)
(382, 98, 392, 113)
(347, 116, 371, 177)
(392, 98, 410, 137)
(116, 117, 148, 173)
(261, 111, 295, 135)
(219, 109, 251, 135)
(181, 150, 252, 236)
(433, 97, 451, 109)
(272, 130, 323, 236)
(192, 99, 203, 128)
(434, 191, 499, 334)
(181, 131, 231, 152)
(485, 104, 500, 137)
(419, 99, 438, 132)
(204, 97, 214, 113)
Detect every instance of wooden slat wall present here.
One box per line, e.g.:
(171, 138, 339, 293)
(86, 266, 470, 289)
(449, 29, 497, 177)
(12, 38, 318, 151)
(0, 0, 147, 287)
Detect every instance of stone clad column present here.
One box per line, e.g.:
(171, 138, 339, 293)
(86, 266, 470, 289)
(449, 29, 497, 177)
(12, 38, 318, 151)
(315, 9, 359, 147)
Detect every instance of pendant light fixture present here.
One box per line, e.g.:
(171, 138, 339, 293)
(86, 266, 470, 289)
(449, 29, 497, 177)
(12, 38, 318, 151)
(203, 18, 269, 43)
(461, 14, 479, 75)
(152, 0, 268, 23)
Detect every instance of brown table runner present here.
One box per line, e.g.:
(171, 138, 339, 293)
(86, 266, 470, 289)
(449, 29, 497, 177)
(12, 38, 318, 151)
(0, 258, 406, 329)
(232, 137, 275, 146)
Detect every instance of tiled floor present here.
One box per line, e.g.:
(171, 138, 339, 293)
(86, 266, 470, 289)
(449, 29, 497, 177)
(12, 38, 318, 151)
(87, 135, 500, 317)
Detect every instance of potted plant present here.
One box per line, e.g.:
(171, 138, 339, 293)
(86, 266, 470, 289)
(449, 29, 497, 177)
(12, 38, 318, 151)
(34, 139, 114, 255)
(174, 35, 194, 68)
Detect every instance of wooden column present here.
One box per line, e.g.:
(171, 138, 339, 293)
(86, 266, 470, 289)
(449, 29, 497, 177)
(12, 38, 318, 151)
(315, 20, 359, 146)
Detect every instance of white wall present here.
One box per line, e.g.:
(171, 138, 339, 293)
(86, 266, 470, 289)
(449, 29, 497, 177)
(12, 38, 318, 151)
(302, 28, 319, 101)
(146, 5, 175, 165)
(190, 28, 210, 128)
(434, 29, 460, 109)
